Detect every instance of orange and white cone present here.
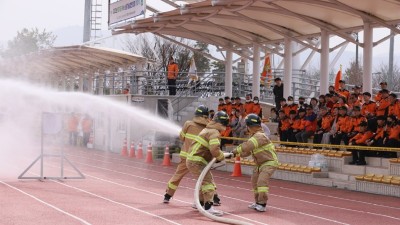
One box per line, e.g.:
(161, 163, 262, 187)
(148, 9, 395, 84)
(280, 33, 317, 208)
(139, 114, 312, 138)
(145, 142, 153, 163)
(162, 143, 171, 166)
(121, 138, 128, 156)
(129, 141, 136, 158)
(137, 142, 143, 159)
(231, 156, 242, 177)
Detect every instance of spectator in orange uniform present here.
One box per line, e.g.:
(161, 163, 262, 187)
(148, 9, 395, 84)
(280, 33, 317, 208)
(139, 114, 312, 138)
(374, 81, 388, 102)
(278, 110, 291, 142)
(337, 80, 350, 100)
(217, 98, 225, 112)
(295, 105, 317, 143)
(347, 93, 362, 115)
(345, 106, 366, 143)
(291, 109, 306, 143)
(233, 97, 244, 112)
(252, 96, 262, 118)
(244, 94, 254, 115)
(167, 56, 179, 96)
(67, 113, 80, 146)
(224, 96, 233, 115)
(287, 96, 299, 113)
(349, 121, 374, 165)
(330, 106, 351, 146)
(361, 92, 377, 119)
(376, 89, 390, 116)
(81, 114, 93, 147)
(366, 116, 387, 157)
(388, 93, 400, 119)
(279, 98, 290, 116)
(384, 116, 399, 158)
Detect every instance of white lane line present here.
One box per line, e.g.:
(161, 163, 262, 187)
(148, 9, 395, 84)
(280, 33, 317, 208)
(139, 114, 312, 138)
(85, 173, 267, 225)
(51, 180, 182, 225)
(67, 152, 400, 212)
(74, 161, 349, 225)
(0, 180, 92, 225)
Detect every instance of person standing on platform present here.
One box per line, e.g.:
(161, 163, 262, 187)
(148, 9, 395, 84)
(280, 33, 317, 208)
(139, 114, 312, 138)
(273, 77, 284, 111)
(231, 114, 278, 212)
(167, 56, 179, 96)
(163, 106, 217, 204)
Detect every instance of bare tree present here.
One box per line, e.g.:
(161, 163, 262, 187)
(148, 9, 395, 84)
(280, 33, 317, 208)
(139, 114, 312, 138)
(373, 63, 400, 92)
(345, 59, 363, 86)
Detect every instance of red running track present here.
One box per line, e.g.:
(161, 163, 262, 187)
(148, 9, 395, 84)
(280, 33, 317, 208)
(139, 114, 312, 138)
(1, 147, 400, 225)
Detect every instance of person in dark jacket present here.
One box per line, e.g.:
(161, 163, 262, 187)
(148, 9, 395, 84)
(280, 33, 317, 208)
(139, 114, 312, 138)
(273, 77, 284, 111)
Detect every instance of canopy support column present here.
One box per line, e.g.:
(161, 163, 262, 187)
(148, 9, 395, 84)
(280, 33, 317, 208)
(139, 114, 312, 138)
(252, 43, 261, 98)
(363, 21, 373, 94)
(225, 50, 233, 97)
(320, 29, 330, 95)
(284, 38, 292, 98)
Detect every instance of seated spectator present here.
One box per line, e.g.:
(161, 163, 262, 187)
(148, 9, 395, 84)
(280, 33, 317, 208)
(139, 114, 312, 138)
(298, 97, 307, 111)
(232, 109, 247, 145)
(313, 106, 333, 145)
(217, 98, 225, 112)
(321, 107, 339, 145)
(233, 97, 243, 112)
(224, 96, 233, 115)
(352, 85, 363, 102)
(280, 98, 291, 116)
(290, 109, 306, 143)
(384, 115, 399, 158)
(366, 116, 387, 157)
(278, 110, 291, 142)
(345, 106, 366, 143)
(348, 93, 362, 115)
(287, 96, 298, 113)
(388, 93, 400, 119)
(328, 85, 336, 95)
(349, 121, 374, 165)
(252, 96, 262, 117)
(374, 81, 388, 102)
(361, 92, 377, 118)
(325, 93, 334, 110)
(376, 89, 390, 117)
(337, 80, 350, 100)
(269, 107, 279, 122)
(310, 97, 319, 115)
(330, 106, 351, 146)
(244, 94, 254, 115)
(318, 95, 326, 109)
(295, 105, 317, 143)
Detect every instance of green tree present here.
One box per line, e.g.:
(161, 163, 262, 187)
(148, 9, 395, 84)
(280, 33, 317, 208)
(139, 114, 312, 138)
(192, 42, 210, 74)
(1, 28, 56, 58)
(211, 61, 225, 72)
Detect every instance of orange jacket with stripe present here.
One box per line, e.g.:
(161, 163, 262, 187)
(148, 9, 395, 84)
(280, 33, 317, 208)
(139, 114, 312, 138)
(288, 104, 298, 113)
(373, 126, 386, 140)
(336, 116, 351, 133)
(387, 125, 400, 140)
(361, 101, 377, 116)
(167, 63, 179, 79)
(337, 89, 350, 100)
(233, 103, 243, 112)
(374, 92, 382, 102)
(217, 103, 226, 112)
(278, 118, 291, 132)
(292, 117, 306, 130)
(225, 102, 233, 115)
(281, 104, 291, 116)
(349, 131, 374, 144)
(347, 116, 367, 132)
(376, 97, 390, 116)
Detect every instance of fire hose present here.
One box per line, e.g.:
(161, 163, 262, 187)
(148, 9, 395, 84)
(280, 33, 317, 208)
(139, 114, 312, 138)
(194, 153, 255, 225)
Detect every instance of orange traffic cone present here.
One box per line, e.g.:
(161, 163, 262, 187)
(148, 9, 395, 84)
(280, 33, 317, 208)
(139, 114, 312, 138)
(129, 141, 136, 158)
(121, 138, 128, 156)
(137, 142, 143, 159)
(162, 143, 171, 166)
(145, 142, 153, 163)
(231, 156, 242, 177)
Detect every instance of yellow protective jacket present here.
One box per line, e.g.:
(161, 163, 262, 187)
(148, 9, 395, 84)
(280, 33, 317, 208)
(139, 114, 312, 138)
(233, 128, 279, 168)
(187, 121, 226, 164)
(179, 116, 209, 158)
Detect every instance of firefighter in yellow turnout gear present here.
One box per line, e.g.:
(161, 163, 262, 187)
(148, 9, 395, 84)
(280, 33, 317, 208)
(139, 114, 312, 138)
(186, 111, 230, 216)
(163, 106, 210, 203)
(231, 114, 278, 212)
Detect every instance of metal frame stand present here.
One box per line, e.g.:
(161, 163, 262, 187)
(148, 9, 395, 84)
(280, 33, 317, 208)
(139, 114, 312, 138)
(18, 112, 85, 180)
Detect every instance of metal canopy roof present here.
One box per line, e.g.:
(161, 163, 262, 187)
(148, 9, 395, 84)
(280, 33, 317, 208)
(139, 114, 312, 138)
(113, 0, 400, 58)
(0, 45, 146, 76)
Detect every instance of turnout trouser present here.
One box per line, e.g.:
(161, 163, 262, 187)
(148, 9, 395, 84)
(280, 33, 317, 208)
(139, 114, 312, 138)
(166, 157, 190, 196)
(186, 160, 216, 203)
(251, 165, 276, 205)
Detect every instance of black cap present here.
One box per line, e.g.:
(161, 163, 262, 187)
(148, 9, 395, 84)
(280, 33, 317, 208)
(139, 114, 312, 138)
(359, 121, 368, 127)
(380, 81, 388, 85)
(274, 77, 281, 81)
(363, 92, 371, 97)
(253, 96, 259, 100)
(339, 80, 345, 83)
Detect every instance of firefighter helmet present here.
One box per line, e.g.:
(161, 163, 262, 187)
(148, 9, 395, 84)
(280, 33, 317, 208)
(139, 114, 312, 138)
(195, 105, 209, 117)
(213, 111, 229, 126)
(245, 114, 261, 127)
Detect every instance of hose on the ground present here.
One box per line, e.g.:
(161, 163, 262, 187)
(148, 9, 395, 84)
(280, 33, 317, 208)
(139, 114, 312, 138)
(194, 155, 255, 225)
